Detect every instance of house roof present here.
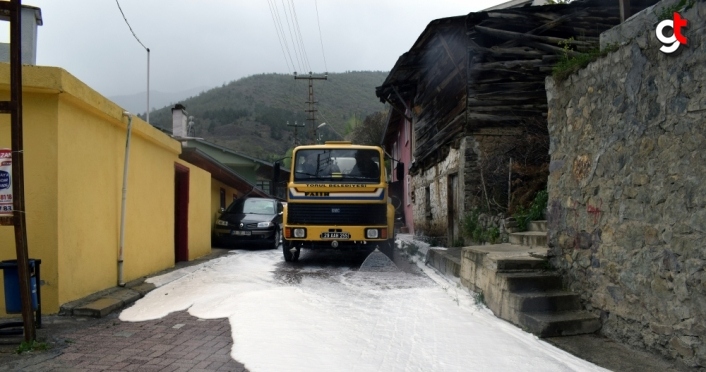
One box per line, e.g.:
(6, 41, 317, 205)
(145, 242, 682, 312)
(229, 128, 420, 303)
(179, 147, 270, 198)
(377, 0, 659, 169)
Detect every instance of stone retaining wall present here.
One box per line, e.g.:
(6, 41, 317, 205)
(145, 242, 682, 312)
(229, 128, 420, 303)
(546, 0, 706, 367)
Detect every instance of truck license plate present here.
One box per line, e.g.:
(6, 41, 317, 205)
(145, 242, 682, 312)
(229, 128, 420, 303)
(320, 232, 350, 239)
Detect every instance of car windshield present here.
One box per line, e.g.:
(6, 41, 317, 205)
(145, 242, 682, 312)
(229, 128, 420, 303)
(227, 199, 275, 215)
(293, 149, 380, 183)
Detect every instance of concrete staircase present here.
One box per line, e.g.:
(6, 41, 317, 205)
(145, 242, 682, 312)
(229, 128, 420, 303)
(457, 220, 601, 337)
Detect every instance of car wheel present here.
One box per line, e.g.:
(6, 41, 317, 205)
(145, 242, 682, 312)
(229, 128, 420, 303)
(271, 228, 282, 250)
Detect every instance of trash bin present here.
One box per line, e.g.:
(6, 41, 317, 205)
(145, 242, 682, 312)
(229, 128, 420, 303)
(0, 259, 38, 313)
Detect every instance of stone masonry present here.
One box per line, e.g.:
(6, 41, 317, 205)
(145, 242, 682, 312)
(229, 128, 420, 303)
(546, 0, 706, 367)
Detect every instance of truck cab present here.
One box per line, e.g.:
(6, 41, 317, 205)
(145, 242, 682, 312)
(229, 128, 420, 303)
(281, 141, 395, 262)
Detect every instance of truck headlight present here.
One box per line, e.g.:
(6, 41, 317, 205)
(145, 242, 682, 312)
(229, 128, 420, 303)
(293, 228, 306, 238)
(366, 229, 379, 239)
(216, 220, 228, 226)
(257, 221, 274, 228)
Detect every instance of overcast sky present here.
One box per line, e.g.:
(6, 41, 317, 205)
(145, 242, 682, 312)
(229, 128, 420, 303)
(11, 0, 509, 97)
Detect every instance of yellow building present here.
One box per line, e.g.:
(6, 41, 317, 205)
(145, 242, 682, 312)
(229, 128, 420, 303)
(0, 64, 218, 315)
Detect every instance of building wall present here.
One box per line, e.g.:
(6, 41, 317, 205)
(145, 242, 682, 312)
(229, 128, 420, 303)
(399, 118, 415, 235)
(412, 146, 460, 243)
(0, 64, 211, 314)
(176, 159, 212, 260)
(210, 179, 241, 227)
(0, 88, 60, 315)
(546, 1, 706, 366)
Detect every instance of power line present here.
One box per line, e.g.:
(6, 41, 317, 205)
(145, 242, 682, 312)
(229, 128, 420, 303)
(115, 0, 151, 123)
(115, 0, 148, 51)
(314, 0, 328, 73)
(280, 0, 304, 72)
(288, 0, 311, 72)
(266, 0, 293, 73)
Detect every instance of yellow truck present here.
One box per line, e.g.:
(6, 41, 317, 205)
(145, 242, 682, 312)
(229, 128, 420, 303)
(281, 141, 396, 262)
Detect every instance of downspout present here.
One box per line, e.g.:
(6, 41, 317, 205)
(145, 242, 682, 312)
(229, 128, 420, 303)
(118, 111, 133, 287)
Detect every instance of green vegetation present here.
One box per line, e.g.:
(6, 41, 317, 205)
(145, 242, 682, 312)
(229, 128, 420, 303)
(146, 71, 388, 160)
(512, 189, 548, 231)
(462, 209, 500, 244)
(656, 0, 695, 21)
(474, 291, 485, 307)
(16, 340, 48, 354)
(552, 39, 619, 82)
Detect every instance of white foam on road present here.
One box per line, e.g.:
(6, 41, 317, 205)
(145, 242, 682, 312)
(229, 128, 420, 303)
(120, 248, 607, 372)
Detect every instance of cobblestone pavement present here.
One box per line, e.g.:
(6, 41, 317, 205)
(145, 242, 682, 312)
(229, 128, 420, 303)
(0, 311, 248, 371)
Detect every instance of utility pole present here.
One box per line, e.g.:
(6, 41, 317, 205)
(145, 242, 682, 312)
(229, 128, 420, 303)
(294, 72, 327, 144)
(287, 121, 305, 146)
(0, 0, 36, 342)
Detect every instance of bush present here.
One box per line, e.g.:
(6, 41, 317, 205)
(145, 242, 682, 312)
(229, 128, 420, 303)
(463, 209, 501, 244)
(513, 190, 548, 231)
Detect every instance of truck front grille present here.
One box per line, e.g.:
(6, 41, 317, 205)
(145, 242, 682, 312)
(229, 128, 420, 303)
(287, 203, 387, 225)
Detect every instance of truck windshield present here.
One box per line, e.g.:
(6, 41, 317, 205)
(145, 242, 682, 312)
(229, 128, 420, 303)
(294, 149, 380, 183)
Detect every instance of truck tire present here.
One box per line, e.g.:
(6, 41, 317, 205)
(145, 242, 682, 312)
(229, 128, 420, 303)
(282, 240, 300, 262)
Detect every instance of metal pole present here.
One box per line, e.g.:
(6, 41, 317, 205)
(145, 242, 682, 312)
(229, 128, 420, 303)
(9, 0, 36, 341)
(146, 48, 150, 123)
(118, 113, 133, 286)
(619, 0, 631, 23)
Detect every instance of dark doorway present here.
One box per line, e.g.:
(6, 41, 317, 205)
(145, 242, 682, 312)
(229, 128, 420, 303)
(448, 174, 460, 246)
(174, 164, 190, 263)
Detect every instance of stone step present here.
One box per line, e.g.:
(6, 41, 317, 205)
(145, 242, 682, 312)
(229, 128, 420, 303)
(509, 231, 547, 247)
(426, 248, 461, 278)
(499, 272, 563, 293)
(510, 290, 582, 313)
(495, 257, 549, 272)
(528, 220, 547, 233)
(519, 310, 602, 337)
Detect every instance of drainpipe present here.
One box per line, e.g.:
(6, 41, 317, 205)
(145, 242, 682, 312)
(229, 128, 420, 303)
(118, 111, 133, 286)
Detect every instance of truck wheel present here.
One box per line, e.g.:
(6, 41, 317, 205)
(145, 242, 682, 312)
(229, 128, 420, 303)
(283, 240, 293, 262)
(283, 240, 300, 262)
(379, 238, 395, 258)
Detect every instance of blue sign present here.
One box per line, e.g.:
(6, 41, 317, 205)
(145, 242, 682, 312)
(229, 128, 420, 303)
(0, 171, 9, 190)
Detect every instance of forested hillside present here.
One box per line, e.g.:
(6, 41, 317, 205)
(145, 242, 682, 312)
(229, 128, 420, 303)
(147, 71, 388, 160)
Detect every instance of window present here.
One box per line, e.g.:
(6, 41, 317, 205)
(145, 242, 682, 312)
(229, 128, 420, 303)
(219, 188, 226, 209)
(293, 148, 380, 183)
(256, 181, 270, 192)
(405, 115, 410, 145)
(406, 175, 411, 206)
(392, 142, 398, 181)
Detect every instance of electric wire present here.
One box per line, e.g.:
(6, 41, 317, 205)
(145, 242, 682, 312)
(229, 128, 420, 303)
(266, 0, 293, 73)
(271, 0, 298, 73)
(288, 0, 312, 73)
(280, 0, 305, 72)
(314, 0, 329, 73)
(115, 0, 148, 51)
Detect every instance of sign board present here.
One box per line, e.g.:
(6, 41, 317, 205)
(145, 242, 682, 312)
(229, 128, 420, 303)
(0, 149, 12, 216)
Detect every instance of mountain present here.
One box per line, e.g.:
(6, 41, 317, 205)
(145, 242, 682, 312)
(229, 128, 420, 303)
(109, 87, 210, 116)
(146, 71, 388, 161)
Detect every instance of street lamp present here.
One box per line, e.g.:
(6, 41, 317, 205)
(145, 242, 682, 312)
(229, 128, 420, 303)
(317, 122, 343, 140)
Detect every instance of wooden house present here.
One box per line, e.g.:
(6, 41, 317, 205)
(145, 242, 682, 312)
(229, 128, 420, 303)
(377, 0, 658, 244)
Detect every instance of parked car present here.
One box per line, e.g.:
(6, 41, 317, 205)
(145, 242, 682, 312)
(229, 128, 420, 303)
(213, 197, 283, 249)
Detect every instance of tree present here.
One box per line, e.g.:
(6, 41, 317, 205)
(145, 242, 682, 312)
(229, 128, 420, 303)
(349, 111, 387, 146)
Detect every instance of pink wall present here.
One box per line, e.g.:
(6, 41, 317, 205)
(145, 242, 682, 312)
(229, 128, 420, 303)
(386, 110, 414, 235)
